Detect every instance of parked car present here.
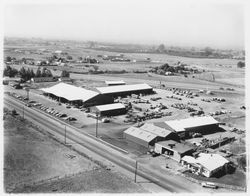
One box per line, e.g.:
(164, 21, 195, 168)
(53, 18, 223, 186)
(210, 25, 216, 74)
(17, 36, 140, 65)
(101, 118, 110, 123)
(201, 182, 218, 189)
(66, 117, 77, 121)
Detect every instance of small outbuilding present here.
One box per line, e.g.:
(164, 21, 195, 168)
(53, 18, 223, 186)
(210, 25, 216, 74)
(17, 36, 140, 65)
(105, 80, 126, 86)
(154, 140, 195, 162)
(90, 103, 126, 117)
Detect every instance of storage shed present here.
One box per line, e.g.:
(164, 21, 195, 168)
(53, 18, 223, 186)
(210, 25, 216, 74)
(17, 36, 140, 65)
(105, 80, 126, 86)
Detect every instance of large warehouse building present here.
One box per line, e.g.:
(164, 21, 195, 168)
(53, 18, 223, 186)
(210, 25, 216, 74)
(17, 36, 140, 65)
(90, 103, 126, 117)
(96, 83, 154, 98)
(41, 83, 113, 107)
(161, 116, 220, 139)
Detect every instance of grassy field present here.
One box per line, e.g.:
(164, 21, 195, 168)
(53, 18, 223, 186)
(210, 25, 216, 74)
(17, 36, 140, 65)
(3, 112, 148, 193)
(4, 40, 245, 88)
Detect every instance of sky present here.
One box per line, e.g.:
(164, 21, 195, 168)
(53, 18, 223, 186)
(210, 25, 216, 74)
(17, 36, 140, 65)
(3, 0, 246, 49)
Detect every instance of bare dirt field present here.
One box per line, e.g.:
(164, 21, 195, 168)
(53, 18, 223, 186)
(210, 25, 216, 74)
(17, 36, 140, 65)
(4, 113, 148, 193)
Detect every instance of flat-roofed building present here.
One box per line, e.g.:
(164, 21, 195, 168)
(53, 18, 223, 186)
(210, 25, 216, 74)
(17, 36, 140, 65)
(90, 103, 126, 116)
(154, 140, 195, 162)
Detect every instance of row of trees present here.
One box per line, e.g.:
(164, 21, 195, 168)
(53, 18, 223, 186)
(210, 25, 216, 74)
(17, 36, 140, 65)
(237, 61, 245, 68)
(4, 66, 53, 81)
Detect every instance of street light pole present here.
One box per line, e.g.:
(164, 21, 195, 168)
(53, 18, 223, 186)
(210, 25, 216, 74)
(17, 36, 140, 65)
(134, 160, 138, 183)
(64, 125, 67, 144)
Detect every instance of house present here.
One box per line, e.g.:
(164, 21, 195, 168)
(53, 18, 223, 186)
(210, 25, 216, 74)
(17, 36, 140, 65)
(181, 153, 229, 177)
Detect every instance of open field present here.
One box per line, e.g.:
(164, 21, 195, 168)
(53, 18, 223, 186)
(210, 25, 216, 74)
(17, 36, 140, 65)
(4, 40, 245, 88)
(4, 112, 148, 193)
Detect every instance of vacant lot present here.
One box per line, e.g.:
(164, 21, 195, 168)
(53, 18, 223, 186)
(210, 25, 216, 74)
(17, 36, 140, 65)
(4, 113, 148, 193)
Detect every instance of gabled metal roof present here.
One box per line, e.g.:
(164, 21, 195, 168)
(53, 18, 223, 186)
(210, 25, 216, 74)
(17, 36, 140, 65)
(124, 127, 157, 142)
(165, 116, 219, 132)
(140, 123, 172, 137)
(96, 83, 153, 94)
(41, 82, 99, 102)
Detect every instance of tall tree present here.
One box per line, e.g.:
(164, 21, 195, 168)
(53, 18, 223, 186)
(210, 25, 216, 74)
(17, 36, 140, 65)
(61, 70, 70, 77)
(36, 68, 42, 77)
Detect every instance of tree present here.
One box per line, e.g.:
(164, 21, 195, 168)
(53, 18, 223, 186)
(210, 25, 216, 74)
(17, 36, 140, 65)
(41, 67, 47, 77)
(61, 70, 70, 77)
(19, 67, 26, 79)
(3, 66, 18, 77)
(30, 69, 35, 78)
(66, 55, 73, 60)
(157, 44, 165, 53)
(6, 56, 12, 62)
(237, 61, 245, 68)
(204, 47, 213, 56)
(36, 68, 42, 77)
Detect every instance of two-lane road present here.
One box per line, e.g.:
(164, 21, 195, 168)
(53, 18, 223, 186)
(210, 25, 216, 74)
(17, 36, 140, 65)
(4, 96, 205, 193)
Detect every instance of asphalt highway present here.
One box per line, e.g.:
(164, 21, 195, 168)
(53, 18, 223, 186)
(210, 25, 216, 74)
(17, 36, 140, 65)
(4, 96, 200, 193)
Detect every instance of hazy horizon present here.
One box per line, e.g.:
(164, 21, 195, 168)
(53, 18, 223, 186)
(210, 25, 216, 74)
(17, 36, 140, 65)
(4, 0, 245, 50)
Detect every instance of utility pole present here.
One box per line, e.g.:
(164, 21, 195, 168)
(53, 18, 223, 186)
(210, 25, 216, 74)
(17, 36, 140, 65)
(134, 160, 138, 183)
(64, 125, 67, 144)
(95, 112, 99, 137)
(23, 106, 24, 119)
(25, 88, 30, 100)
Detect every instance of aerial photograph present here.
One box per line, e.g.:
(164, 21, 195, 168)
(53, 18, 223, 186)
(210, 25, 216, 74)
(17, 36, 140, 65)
(2, 0, 248, 194)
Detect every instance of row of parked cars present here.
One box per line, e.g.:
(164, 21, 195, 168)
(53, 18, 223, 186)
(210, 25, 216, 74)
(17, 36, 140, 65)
(38, 105, 77, 121)
(8, 92, 77, 122)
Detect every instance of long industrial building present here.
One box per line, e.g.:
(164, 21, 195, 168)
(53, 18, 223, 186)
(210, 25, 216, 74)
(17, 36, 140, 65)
(156, 116, 219, 139)
(41, 83, 113, 107)
(96, 83, 154, 98)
